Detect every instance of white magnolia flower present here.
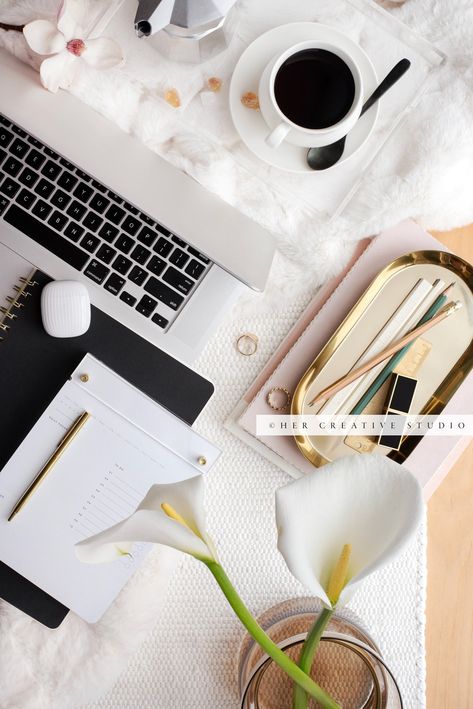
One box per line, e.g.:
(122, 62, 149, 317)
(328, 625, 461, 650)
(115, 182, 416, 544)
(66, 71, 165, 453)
(23, 0, 124, 93)
(76, 475, 218, 564)
(276, 454, 423, 609)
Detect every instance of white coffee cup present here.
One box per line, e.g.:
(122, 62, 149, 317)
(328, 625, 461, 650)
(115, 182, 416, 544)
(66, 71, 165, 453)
(259, 39, 363, 149)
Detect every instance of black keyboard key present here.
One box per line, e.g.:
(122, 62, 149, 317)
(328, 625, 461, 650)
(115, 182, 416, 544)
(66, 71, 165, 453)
(122, 215, 140, 236)
(185, 259, 206, 280)
(154, 236, 173, 257)
(0, 148, 6, 166)
(9, 138, 29, 159)
(64, 221, 84, 242)
(4, 156, 22, 177)
(128, 265, 147, 286)
(18, 167, 39, 188)
(80, 233, 100, 253)
(66, 199, 87, 220)
(32, 199, 52, 220)
(73, 181, 93, 203)
(148, 255, 166, 276)
(107, 190, 122, 204)
(89, 193, 110, 214)
(43, 147, 60, 160)
(137, 226, 157, 247)
(171, 235, 186, 247)
(140, 213, 155, 225)
(169, 247, 189, 268)
(41, 159, 61, 181)
(12, 125, 27, 138)
(123, 202, 139, 215)
(152, 313, 169, 329)
(99, 222, 118, 243)
(0, 177, 20, 198)
(84, 259, 109, 285)
(188, 246, 210, 263)
(59, 157, 75, 170)
(48, 210, 68, 232)
(27, 135, 42, 147)
(113, 254, 132, 275)
(115, 233, 134, 254)
(162, 266, 194, 295)
(25, 148, 46, 169)
(144, 277, 184, 310)
(0, 116, 11, 126)
(130, 244, 151, 265)
(105, 203, 126, 225)
(136, 295, 157, 317)
(92, 180, 107, 193)
(82, 211, 103, 233)
(75, 169, 90, 182)
(4, 205, 89, 271)
(157, 225, 171, 237)
(120, 291, 137, 306)
(0, 128, 13, 149)
(97, 243, 117, 264)
(34, 177, 55, 199)
(15, 188, 36, 210)
(51, 188, 71, 209)
(105, 273, 125, 295)
(0, 196, 8, 216)
(58, 170, 78, 191)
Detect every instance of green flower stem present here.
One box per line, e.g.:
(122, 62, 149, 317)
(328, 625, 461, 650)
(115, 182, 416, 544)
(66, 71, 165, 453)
(204, 561, 340, 709)
(293, 607, 334, 709)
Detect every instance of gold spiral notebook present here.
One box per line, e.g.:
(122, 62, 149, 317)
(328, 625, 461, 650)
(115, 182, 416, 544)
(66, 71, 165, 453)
(0, 268, 38, 342)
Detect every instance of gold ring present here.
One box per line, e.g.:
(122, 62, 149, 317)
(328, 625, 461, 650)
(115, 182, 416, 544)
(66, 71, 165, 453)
(236, 333, 259, 356)
(266, 386, 291, 411)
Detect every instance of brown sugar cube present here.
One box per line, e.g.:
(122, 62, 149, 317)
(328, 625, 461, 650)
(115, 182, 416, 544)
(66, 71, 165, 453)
(164, 88, 181, 108)
(207, 77, 222, 92)
(241, 91, 260, 110)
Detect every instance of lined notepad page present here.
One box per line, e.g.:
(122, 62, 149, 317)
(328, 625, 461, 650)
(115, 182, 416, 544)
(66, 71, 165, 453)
(0, 354, 220, 622)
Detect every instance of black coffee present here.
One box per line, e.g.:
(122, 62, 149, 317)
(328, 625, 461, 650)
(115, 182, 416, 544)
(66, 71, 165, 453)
(274, 48, 355, 129)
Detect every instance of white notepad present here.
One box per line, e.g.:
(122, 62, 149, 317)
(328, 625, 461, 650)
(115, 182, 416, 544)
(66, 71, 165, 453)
(0, 354, 220, 622)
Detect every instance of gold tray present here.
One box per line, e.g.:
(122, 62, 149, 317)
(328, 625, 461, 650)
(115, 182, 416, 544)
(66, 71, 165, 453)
(292, 250, 473, 467)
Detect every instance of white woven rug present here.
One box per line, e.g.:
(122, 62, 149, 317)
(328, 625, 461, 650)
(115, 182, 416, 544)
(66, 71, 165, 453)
(85, 291, 427, 709)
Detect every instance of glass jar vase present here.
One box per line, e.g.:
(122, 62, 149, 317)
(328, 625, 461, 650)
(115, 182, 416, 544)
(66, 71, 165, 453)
(238, 598, 402, 709)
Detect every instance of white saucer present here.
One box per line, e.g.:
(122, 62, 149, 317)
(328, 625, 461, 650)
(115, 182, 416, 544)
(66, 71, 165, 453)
(229, 23, 379, 174)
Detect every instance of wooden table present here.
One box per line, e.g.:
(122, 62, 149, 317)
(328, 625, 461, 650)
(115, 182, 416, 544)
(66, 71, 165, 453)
(426, 225, 473, 707)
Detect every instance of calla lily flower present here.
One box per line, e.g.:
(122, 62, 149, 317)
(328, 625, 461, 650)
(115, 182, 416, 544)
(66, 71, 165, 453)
(275, 454, 423, 609)
(76, 475, 218, 565)
(23, 0, 124, 93)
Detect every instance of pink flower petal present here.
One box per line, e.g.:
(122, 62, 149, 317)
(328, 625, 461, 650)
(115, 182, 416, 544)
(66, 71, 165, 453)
(39, 51, 77, 93)
(81, 37, 124, 69)
(23, 20, 66, 56)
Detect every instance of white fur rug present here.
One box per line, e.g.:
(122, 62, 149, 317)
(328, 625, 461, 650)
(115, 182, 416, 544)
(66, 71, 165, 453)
(0, 0, 472, 707)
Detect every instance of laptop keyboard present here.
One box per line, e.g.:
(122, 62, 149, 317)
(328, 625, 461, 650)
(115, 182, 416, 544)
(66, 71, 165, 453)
(0, 114, 212, 332)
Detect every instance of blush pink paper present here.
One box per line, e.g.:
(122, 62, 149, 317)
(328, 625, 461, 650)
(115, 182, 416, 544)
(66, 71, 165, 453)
(237, 219, 472, 497)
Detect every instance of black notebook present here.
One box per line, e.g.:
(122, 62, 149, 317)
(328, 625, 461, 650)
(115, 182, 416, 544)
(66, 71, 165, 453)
(0, 258, 214, 628)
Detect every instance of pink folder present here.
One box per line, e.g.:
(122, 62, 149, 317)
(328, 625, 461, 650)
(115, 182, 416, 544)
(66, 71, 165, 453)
(231, 220, 472, 499)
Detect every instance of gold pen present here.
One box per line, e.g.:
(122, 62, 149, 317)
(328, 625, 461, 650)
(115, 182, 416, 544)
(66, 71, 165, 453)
(8, 411, 91, 522)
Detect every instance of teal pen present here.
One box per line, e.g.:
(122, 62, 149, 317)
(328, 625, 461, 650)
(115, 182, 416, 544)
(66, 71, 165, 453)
(350, 283, 455, 415)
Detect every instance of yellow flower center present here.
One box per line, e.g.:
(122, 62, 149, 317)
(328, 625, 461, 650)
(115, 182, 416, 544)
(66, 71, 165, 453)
(327, 544, 352, 605)
(161, 502, 202, 538)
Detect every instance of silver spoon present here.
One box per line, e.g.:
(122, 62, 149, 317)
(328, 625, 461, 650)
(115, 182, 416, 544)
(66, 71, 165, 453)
(306, 58, 411, 171)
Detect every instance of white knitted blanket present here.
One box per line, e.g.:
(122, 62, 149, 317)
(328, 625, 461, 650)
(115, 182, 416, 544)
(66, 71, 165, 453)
(86, 299, 428, 709)
(1, 0, 472, 706)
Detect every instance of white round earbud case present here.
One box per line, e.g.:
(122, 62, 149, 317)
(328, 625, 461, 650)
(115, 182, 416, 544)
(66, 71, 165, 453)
(41, 281, 91, 338)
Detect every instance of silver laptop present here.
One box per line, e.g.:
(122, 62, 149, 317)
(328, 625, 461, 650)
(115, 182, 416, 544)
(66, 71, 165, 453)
(0, 49, 275, 364)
